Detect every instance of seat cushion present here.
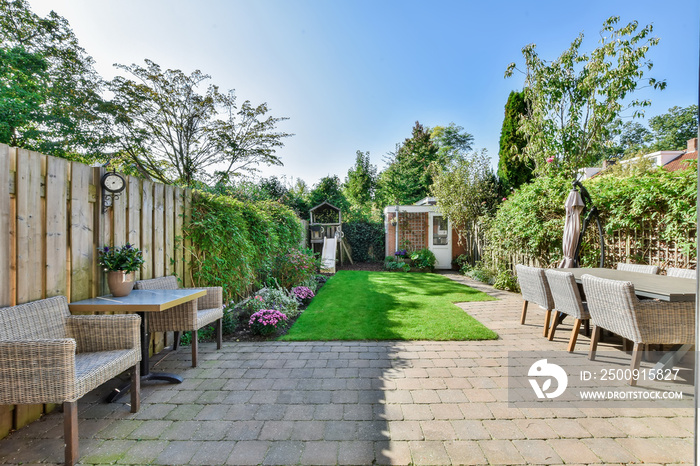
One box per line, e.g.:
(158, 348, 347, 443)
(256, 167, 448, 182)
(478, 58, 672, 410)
(74, 348, 140, 400)
(196, 307, 224, 329)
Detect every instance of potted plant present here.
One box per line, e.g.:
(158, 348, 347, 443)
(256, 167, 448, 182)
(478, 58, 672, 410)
(97, 243, 145, 296)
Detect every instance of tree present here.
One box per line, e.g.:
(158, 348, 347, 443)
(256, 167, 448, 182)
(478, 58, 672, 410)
(430, 149, 499, 239)
(344, 150, 377, 208)
(109, 59, 292, 186)
(308, 175, 349, 221)
(430, 122, 473, 164)
(648, 105, 698, 151)
(0, 0, 111, 159)
(506, 16, 665, 178)
(497, 90, 533, 191)
(375, 121, 440, 206)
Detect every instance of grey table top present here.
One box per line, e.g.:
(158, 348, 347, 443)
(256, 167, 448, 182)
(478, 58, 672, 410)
(68, 289, 207, 312)
(555, 268, 696, 302)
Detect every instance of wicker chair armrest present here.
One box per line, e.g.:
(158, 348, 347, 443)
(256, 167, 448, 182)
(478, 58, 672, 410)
(635, 300, 695, 345)
(192, 287, 223, 310)
(66, 314, 141, 353)
(0, 339, 77, 404)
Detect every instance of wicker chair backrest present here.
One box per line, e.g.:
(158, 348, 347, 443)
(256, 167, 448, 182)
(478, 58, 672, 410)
(515, 264, 554, 310)
(667, 267, 696, 279)
(0, 295, 69, 340)
(135, 275, 179, 291)
(544, 269, 590, 320)
(581, 274, 641, 342)
(616, 263, 659, 275)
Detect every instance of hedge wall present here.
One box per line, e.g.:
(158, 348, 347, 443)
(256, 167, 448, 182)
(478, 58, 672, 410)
(185, 192, 303, 303)
(343, 220, 385, 262)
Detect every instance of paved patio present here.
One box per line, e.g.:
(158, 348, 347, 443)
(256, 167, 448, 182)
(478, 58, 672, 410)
(0, 273, 694, 465)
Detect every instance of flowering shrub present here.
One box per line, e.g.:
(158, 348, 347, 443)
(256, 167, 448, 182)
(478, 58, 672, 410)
(249, 309, 288, 335)
(394, 249, 408, 258)
(272, 248, 321, 289)
(291, 286, 315, 304)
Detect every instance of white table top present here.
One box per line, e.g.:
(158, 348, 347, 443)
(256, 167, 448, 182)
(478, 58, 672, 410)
(68, 289, 207, 312)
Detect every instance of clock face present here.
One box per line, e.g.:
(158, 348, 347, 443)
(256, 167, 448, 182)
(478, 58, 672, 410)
(101, 172, 126, 193)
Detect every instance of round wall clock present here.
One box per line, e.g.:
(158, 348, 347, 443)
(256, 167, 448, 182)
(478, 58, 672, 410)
(101, 171, 126, 194)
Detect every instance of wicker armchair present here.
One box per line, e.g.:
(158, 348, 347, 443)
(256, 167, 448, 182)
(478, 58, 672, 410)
(617, 262, 659, 274)
(544, 269, 591, 352)
(515, 264, 555, 337)
(134, 276, 223, 367)
(667, 267, 696, 279)
(582, 274, 695, 386)
(0, 296, 141, 466)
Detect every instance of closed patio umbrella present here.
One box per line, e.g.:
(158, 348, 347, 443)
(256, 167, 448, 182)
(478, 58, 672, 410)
(559, 189, 585, 268)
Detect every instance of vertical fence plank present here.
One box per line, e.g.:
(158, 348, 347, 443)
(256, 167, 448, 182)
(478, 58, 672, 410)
(15, 149, 43, 304)
(140, 180, 153, 280)
(127, 177, 141, 281)
(164, 185, 175, 276)
(174, 188, 184, 280)
(45, 157, 68, 298)
(0, 145, 9, 307)
(113, 177, 127, 249)
(153, 183, 165, 278)
(9, 148, 16, 306)
(183, 189, 192, 287)
(70, 163, 93, 302)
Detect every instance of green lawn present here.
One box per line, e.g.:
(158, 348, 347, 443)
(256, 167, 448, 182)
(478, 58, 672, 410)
(280, 270, 498, 341)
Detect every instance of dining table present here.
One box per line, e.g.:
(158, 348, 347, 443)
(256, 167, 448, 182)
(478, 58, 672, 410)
(68, 288, 206, 402)
(555, 267, 697, 371)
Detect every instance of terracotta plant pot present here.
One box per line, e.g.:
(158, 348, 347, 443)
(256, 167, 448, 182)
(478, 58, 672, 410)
(107, 271, 135, 297)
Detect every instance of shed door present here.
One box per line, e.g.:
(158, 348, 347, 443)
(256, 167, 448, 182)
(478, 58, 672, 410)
(428, 213, 451, 269)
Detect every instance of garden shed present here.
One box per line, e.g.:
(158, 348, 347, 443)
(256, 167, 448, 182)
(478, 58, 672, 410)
(383, 197, 466, 270)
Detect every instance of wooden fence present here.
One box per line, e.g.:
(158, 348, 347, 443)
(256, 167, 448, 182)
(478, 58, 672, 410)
(0, 145, 192, 437)
(461, 220, 696, 272)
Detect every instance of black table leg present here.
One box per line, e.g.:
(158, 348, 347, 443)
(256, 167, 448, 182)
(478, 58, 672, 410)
(106, 311, 183, 403)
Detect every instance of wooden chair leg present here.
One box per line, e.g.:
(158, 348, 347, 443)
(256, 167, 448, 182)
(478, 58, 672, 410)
(629, 343, 642, 386)
(130, 364, 140, 413)
(216, 318, 222, 350)
(173, 331, 180, 351)
(64, 401, 78, 466)
(567, 318, 582, 352)
(520, 300, 529, 325)
(543, 309, 552, 337)
(191, 330, 198, 367)
(547, 311, 560, 341)
(588, 326, 601, 360)
(584, 319, 590, 337)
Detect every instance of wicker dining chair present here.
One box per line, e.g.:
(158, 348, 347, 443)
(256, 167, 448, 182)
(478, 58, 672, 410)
(667, 267, 696, 279)
(616, 262, 659, 274)
(544, 269, 591, 352)
(134, 276, 223, 367)
(515, 264, 555, 337)
(582, 274, 695, 386)
(0, 296, 141, 466)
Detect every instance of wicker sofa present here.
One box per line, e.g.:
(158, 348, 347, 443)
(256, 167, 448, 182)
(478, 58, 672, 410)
(134, 276, 223, 367)
(0, 296, 141, 465)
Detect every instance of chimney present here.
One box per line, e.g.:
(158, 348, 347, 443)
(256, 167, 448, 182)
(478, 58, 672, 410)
(687, 138, 698, 153)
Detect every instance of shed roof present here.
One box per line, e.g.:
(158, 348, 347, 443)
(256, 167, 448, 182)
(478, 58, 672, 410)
(309, 201, 340, 213)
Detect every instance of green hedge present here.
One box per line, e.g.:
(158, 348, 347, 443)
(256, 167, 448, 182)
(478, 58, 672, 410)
(343, 221, 385, 262)
(486, 164, 697, 267)
(185, 192, 302, 303)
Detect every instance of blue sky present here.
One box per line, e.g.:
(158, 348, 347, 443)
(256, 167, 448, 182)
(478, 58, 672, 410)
(28, 0, 699, 187)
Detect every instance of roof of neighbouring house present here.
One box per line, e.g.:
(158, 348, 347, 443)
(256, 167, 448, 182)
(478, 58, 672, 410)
(663, 139, 697, 172)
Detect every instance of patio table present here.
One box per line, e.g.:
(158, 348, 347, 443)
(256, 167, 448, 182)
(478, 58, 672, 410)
(556, 267, 696, 302)
(68, 288, 206, 401)
(555, 268, 696, 371)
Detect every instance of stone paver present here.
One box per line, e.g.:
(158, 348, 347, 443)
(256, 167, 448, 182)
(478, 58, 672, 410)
(0, 273, 693, 465)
